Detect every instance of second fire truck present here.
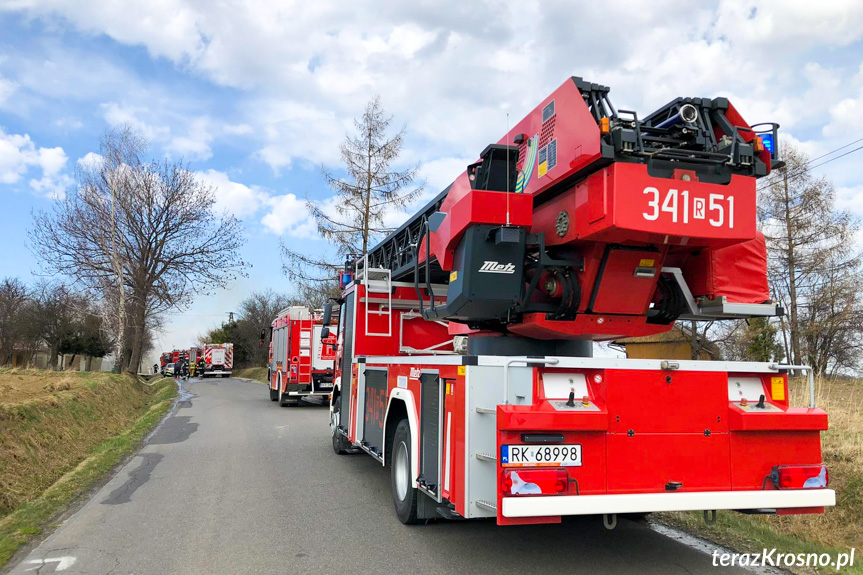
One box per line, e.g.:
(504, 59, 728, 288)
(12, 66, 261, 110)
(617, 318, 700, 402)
(268, 306, 338, 406)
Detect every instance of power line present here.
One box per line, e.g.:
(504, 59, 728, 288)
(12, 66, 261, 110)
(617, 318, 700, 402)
(800, 136, 863, 166)
(769, 144, 863, 190)
(757, 138, 863, 191)
(807, 144, 863, 172)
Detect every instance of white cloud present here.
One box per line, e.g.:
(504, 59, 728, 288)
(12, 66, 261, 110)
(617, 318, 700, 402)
(418, 156, 473, 194)
(196, 169, 269, 218)
(101, 102, 171, 142)
(223, 123, 253, 136)
(5, 1, 863, 210)
(0, 127, 70, 197)
(248, 99, 344, 172)
(53, 117, 84, 129)
(29, 172, 72, 199)
(77, 152, 104, 168)
(167, 117, 214, 161)
(836, 185, 863, 217)
(261, 193, 316, 237)
(0, 75, 17, 107)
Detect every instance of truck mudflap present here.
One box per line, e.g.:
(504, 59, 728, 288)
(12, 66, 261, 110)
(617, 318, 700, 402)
(501, 489, 836, 518)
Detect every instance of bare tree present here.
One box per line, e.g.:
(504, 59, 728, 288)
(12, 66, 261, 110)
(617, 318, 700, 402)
(281, 96, 424, 301)
(29, 282, 86, 369)
(758, 141, 861, 373)
(30, 126, 248, 375)
(235, 289, 296, 367)
(0, 277, 29, 365)
(798, 249, 863, 375)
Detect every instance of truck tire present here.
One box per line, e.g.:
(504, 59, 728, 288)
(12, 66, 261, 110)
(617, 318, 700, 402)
(391, 419, 420, 524)
(269, 373, 278, 401)
(331, 405, 351, 454)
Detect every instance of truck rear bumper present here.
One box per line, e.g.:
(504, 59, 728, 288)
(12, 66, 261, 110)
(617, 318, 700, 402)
(501, 489, 836, 518)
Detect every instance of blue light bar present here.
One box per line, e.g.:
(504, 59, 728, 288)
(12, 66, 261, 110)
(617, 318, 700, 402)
(760, 132, 775, 157)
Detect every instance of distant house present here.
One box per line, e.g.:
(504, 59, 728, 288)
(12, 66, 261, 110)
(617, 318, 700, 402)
(8, 345, 51, 369)
(7, 344, 106, 371)
(613, 325, 721, 361)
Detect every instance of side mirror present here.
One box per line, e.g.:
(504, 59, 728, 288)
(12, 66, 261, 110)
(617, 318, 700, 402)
(259, 328, 266, 342)
(320, 326, 330, 340)
(322, 303, 333, 326)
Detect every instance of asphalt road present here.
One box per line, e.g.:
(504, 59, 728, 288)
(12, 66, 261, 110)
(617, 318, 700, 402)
(7, 377, 758, 575)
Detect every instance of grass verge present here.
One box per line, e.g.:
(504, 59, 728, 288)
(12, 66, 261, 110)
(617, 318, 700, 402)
(659, 377, 863, 574)
(233, 366, 267, 384)
(0, 372, 177, 568)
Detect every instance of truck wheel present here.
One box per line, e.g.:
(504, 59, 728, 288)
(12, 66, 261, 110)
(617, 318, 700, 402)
(271, 373, 281, 401)
(391, 419, 420, 524)
(331, 406, 351, 454)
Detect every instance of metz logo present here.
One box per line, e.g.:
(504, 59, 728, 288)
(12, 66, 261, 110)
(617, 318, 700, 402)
(478, 261, 516, 274)
(409, 367, 422, 380)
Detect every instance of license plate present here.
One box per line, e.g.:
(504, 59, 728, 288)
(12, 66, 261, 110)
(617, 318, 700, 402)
(501, 444, 582, 467)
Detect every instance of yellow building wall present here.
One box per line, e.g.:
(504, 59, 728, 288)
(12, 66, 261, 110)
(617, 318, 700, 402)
(624, 342, 711, 361)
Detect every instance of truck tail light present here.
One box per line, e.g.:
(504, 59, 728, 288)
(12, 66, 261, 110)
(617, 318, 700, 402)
(501, 469, 568, 496)
(770, 464, 828, 489)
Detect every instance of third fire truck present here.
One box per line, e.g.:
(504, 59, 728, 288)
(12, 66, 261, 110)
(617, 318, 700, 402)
(268, 306, 338, 407)
(324, 76, 834, 526)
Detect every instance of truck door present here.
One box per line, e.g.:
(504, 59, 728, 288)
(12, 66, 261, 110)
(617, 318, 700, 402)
(337, 292, 355, 434)
(418, 371, 442, 499)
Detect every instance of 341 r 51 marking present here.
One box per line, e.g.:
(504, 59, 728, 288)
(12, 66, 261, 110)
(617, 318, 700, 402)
(643, 187, 735, 228)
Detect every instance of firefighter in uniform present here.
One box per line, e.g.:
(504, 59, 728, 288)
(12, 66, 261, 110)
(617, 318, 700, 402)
(197, 357, 206, 378)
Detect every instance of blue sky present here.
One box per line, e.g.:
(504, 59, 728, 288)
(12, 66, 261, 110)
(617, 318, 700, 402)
(2, 1, 863, 366)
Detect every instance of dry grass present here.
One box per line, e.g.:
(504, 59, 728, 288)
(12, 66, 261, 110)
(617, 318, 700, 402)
(0, 369, 159, 517)
(0, 369, 93, 405)
(233, 366, 268, 384)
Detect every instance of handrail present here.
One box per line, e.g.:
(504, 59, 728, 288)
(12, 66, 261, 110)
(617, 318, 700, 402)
(769, 363, 816, 408)
(503, 357, 560, 405)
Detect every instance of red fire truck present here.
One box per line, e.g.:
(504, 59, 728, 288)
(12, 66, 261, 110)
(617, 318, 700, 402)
(325, 77, 833, 526)
(201, 343, 233, 378)
(159, 352, 173, 375)
(268, 306, 338, 406)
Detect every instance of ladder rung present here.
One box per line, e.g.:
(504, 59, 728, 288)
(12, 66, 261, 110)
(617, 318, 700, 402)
(475, 407, 496, 414)
(475, 500, 497, 511)
(475, 453, 497, 462)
